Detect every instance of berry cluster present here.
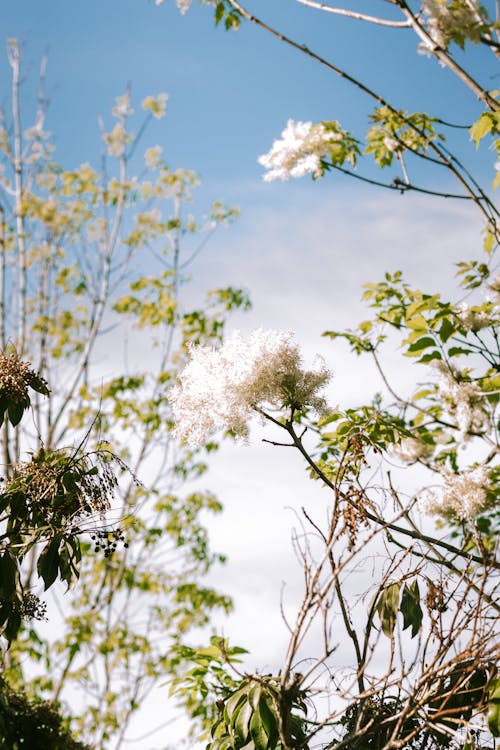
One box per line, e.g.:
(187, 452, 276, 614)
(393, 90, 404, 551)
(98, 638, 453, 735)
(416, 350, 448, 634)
(19, 592, 48, 621)
(91, 528, 129, 558)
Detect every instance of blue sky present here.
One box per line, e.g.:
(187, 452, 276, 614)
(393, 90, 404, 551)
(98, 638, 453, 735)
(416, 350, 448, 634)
(2, 0, 495, 189)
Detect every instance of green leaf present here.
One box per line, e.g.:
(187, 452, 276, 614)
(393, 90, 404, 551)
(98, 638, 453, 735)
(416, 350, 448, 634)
(37, 535, 62, 590)
(4, 610, 22, 642)
(224, 687, 247, 724)
(0, 553, 18, 599)
(447, 346, 473, 357)
(438, 317, 455, 343)
(376, 582, 401, 637)
(406, 336, 436, 355)
(58, 539, 81, 588)
(488, 678, 500, 736)
(28, 374, 50, 396)
(249, 705, 268, 750)
(215, 1, 225, 25)
(418, 351, 442, 364)
(470, 113, 493, 145)
(62, 471, 77, 491)
(400, 580, 423, 638)
(234, 698, 253, 743)
(258, 697, 278, 748)
(7, 401, 25, 427)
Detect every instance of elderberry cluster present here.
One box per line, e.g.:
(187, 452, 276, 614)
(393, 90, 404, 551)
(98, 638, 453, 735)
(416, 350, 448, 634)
(91, 528, 129, 558)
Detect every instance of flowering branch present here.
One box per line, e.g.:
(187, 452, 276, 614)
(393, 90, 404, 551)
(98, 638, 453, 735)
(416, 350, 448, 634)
(224, 0, 500, 235)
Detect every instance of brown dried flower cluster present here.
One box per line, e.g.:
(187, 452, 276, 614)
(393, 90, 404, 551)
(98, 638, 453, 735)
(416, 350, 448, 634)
(0, 351, 49, 410)
(340, 485, 372, 549)
(0, 353, 34, 406)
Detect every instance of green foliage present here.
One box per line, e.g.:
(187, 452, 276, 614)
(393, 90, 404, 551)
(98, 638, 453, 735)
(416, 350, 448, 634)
(0, 676, 89, 750)
(169, 636, 247, 732)
(210, 0, 242, 29)
(366, 108, 443, 167)
(0, 444, 130, 641)
(0, 45, 251, 747)
(374, 579, 424, 640)
(427, 662, 491, 745)
(209, 676, 308, 750)
(340, 697, 424, 750)
(160, 4, 500, 750)
(170, 638, 310, 750)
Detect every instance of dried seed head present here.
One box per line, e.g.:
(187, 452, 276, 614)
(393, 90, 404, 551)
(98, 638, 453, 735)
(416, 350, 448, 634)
(0, 351, 49, 407)
(0, 353, 32, 405)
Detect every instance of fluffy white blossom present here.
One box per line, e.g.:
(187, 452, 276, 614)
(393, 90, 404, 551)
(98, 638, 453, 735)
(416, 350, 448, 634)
(456, 303, 491, 332)
(419, 466, 490, 520)
(434, 362, 486, 439)
(392, 437, 432, 465)
(171, 329, 331, 446)
(258, 119, 343, 181)
(418, 0, 483, 55)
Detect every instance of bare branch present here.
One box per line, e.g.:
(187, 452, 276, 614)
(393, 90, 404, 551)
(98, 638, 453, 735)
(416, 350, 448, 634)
(295, 0, 411, 27)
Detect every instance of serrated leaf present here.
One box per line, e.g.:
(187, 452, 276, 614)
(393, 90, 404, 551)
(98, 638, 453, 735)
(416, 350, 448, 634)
(417, 351, 442, 363)
(406, 314, 427, 332)
(470, 113, 493, 145)
(447, 346, 473, 357)
(438, 317, 455, 342)
(406, 336, 436, 355)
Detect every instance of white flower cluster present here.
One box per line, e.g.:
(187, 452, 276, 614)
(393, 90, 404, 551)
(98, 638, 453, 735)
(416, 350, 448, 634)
(103, 124, 128, 158)
(144, 145, 163, 170)
(435, 362, 486, 439)
(456, 303, 491, 332)
(171, 329, 331, 446)
(112, 92, 134, 119)
(392, 437, 432, 465)
(258, 119, 343, 181)
(419, 0, 482, 54)
(419, 465, 490, 520)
